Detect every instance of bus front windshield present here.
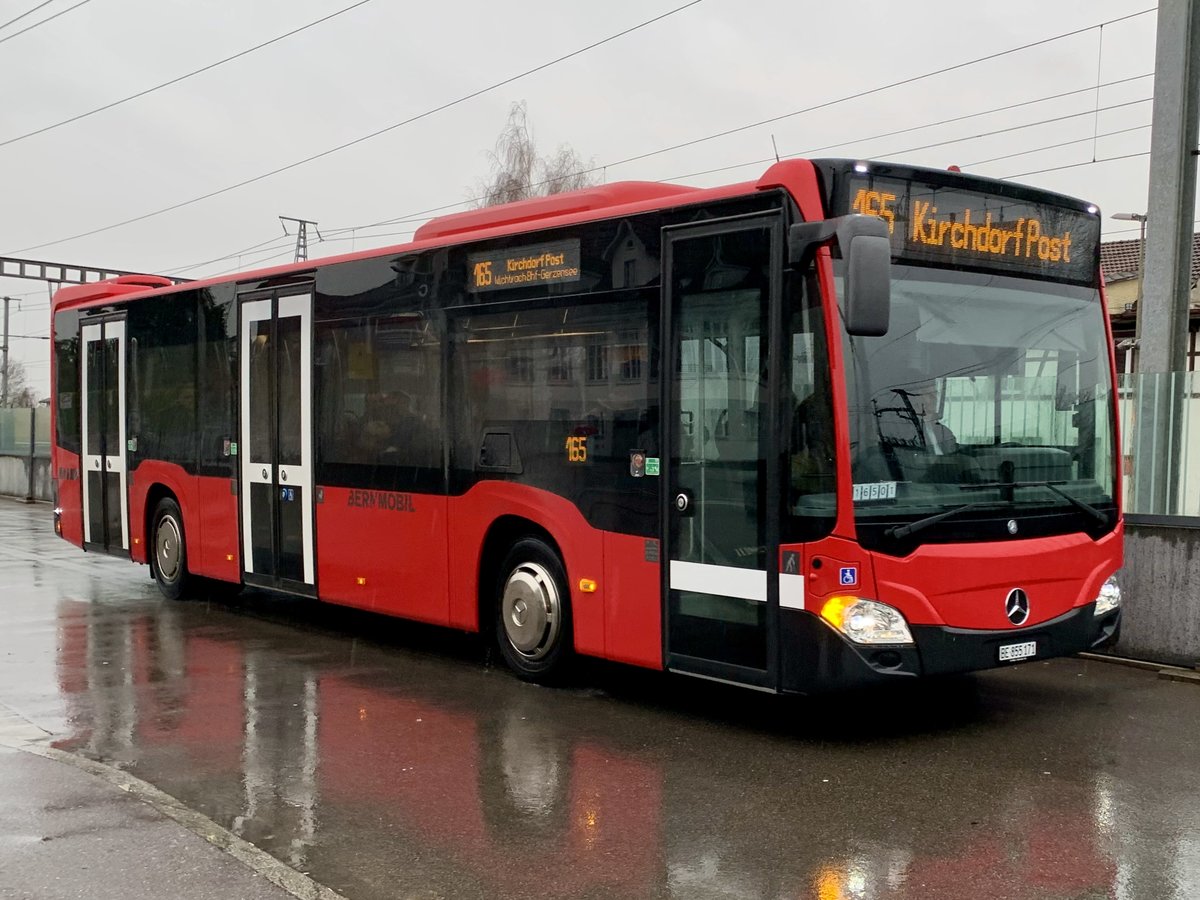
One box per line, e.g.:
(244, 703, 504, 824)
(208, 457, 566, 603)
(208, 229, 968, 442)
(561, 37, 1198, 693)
(840, 265, 1117, 553)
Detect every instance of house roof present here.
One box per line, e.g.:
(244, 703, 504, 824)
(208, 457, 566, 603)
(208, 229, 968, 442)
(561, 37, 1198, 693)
(1101, 231, 1200, 287)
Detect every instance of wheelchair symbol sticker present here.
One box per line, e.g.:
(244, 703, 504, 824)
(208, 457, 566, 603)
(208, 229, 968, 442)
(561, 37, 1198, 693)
(839, 567, 858, 587)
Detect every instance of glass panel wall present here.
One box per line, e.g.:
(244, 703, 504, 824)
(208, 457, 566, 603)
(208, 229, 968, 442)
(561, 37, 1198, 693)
(0, 407, 52, 458)
(1118, 371, 1200, 517)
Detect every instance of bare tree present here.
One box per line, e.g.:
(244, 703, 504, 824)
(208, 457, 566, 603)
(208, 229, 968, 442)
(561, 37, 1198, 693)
(472, 102, 598, 207)
(1, 357, 36, 407)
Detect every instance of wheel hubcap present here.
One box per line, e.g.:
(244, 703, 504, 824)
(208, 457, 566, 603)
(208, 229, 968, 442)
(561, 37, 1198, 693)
(156, 516, 182, 583)
(501, 562, 560, 660)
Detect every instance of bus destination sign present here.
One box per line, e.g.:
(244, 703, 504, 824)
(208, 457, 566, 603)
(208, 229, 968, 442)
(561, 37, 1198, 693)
(846, 175, 1099, 283)
(467, 239, 582, 293)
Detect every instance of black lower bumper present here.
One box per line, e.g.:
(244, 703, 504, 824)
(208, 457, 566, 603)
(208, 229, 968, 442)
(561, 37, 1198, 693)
(780, 603, 1122, 694)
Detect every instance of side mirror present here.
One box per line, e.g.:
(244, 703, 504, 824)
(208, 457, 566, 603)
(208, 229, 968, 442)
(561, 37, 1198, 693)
(788, 214, 891, 337)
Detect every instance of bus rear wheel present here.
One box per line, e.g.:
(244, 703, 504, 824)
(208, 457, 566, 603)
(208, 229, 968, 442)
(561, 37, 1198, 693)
(494, 538, 572, 682)
(151, 497, 192, 601)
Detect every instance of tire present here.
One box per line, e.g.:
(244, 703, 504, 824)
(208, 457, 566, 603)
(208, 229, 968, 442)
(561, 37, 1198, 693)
(151, 497, 192, 601)
(493, 538, 573, 682)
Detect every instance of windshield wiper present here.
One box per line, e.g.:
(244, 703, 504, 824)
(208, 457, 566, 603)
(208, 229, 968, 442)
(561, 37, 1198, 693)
(963, 480, 1111, 527)
(1019, 480, 1111, 526)
(886, 501, 1002, 540)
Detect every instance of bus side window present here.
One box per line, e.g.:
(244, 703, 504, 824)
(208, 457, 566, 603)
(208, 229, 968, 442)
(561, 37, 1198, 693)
(452, 298, 659, 534)
(129, 293, 197, 466)
(53, 309, 82, 455)
(315, 313, 443, 484)
(199, 288, 236, 473)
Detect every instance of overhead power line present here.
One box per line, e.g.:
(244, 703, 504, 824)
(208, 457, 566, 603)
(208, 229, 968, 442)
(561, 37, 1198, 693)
(315, 78, 1156, 243)
(188, 119, 1152, 277)
(177, 100, 1154, 278)
(203, 247, 296, 278)
(0, 0, 57, 31)
(0, 0, 379, 148)
(216, 15, 1161, 254)
(789, 74, 1152, 161)
(0, 0, 90, 47)
(5, 0, 706, 256)
(863, 98, 1150, 164)
(963, 123, 1150, 168)
(1002, 151, 1152, 180)
(653, 84, 1152, 185)
(597, 7, 1157, 174)
(157, 233, 296, 276)
(92, 11, 1160, 278)
(1107, 218, 1200, 237)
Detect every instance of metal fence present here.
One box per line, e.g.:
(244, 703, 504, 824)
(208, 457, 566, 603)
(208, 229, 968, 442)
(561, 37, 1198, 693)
(1118, 371, 1200, 518)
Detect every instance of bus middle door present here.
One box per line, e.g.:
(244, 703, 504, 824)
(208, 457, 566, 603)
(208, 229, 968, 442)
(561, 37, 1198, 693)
(239, 290, 316, 596)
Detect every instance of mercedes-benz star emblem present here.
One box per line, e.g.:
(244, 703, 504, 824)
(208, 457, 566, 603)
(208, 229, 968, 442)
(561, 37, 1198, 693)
(1005, 588, 1030, 625)
(1007, 519, 1019, 535)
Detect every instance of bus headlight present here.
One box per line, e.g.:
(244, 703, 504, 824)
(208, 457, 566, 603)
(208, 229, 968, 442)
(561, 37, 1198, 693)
(1094, 575, 1121, 616)
(820, 596, 913, 644)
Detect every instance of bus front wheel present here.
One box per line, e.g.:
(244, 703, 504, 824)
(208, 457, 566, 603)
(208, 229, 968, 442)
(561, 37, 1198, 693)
(494, 538, 572, 682)
(151, 497, 192, 601)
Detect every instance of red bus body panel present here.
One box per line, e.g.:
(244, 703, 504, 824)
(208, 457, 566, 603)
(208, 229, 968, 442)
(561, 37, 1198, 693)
(316, 487, 450, 623)
(193, 474, 240, 582)
(53, 448, 84, 548)
(602, 532, 663, 669)
(873, 526, 1123, 629)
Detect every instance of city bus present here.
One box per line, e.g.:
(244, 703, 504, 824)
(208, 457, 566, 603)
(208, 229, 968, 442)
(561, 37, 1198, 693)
(49, 158, 1123, 692)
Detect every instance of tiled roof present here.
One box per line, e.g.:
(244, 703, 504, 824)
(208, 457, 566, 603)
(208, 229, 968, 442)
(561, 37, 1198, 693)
(1101, 231, 1200, 286)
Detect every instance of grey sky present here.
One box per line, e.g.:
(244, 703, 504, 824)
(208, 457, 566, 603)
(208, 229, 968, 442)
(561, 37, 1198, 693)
(0, 0, 1183, 398)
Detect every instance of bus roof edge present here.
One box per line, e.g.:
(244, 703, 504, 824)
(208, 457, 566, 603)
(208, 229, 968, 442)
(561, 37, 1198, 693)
(414, 181, 696, 243)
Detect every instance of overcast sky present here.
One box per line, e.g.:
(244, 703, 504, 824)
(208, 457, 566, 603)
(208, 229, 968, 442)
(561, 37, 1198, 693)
(0, 0, 1189, 398)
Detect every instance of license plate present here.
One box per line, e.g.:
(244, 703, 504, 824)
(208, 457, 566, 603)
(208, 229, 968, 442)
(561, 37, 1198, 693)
(998, 640, 1037, 663)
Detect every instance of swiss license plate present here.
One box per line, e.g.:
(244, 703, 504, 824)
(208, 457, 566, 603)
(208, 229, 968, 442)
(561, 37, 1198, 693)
(998, 640, 1037, 663)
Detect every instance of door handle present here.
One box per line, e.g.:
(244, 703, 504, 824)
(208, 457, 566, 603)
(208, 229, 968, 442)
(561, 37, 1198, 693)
(261, 468, 269, 480)
(674, 490, 694, 517)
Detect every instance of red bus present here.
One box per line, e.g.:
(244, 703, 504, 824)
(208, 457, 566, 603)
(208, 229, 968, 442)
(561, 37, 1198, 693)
(50, 158, 1123, 692)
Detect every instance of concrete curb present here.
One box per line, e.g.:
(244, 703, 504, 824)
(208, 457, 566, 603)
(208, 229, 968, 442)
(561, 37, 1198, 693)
(1078, 652, 1200, 685)
(0, 708, 346, 900)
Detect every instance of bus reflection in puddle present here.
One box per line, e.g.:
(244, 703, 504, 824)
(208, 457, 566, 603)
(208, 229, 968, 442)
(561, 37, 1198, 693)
(53, 597, 1123, 899)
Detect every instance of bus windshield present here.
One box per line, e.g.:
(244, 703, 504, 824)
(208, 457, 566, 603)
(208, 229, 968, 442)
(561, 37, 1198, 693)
(838, 265, 1117, 554)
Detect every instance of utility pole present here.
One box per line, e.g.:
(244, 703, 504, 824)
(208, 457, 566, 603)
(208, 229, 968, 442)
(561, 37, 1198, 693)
(1, 296, 9, 407)
(1133, 0, 1200, 514)
(279, 216, 322, 262)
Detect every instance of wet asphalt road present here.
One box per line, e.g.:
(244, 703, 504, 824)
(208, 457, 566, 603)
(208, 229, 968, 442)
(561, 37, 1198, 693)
(2, 498, 1199, 900)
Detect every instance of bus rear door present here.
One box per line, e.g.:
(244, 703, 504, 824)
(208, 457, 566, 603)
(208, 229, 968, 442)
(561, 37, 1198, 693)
(80, 317, 128, 555)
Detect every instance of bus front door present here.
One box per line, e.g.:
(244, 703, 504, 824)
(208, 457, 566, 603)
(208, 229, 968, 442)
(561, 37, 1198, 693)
(80, 318, 128, 555)
(239, 291, 316, 596)
(662, 215, 783, 690)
